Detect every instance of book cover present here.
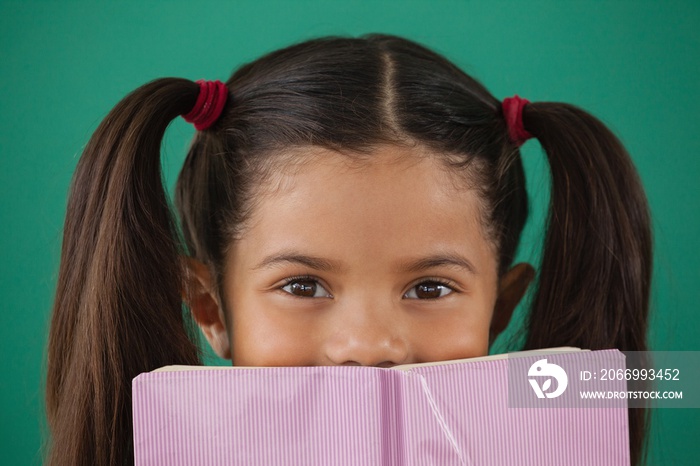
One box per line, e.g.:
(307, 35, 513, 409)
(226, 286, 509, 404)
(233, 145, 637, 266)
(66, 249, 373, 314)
(132, 348, 629, 465)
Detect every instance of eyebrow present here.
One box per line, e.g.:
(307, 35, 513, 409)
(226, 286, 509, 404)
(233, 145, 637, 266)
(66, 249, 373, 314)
(253, 251, 346, 273)
(400, 254, 478, 275)
(253, 251, 477, 275)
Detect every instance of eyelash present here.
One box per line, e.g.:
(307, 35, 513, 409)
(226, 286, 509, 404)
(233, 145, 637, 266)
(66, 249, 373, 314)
(277, 276, 458, 300)
(403, 278, 457, 300)
(279, 275, 332, 299)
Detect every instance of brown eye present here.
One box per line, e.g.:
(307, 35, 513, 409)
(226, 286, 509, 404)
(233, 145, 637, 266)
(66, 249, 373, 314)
(404, 281, 453, 299)
(281, 279, 331, 298)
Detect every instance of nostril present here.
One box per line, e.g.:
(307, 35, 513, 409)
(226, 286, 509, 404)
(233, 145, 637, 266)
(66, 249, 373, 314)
(339, 360, 397, 368)
(375, 361, 397, 368)
(324, 338, 410, 366)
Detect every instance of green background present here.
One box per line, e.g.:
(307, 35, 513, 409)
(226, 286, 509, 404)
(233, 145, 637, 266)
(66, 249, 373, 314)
(1, 0, 698, 464)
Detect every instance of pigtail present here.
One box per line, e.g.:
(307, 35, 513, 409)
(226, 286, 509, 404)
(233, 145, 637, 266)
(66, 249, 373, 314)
(46, 78, 203, 466)
(522, 102, 652, 465)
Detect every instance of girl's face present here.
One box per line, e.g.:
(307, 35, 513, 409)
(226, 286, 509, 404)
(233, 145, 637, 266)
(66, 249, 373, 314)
(188, 145, 531, 366)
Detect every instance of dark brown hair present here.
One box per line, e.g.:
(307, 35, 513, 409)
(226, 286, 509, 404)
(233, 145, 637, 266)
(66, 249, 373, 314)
(47, 34, 652, 466)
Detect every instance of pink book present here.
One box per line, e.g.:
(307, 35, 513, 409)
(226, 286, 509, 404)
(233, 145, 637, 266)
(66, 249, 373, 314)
(132, 348, 630, 466)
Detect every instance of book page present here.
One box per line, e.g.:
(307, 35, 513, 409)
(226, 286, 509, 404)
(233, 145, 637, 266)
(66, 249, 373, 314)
(392, 347, 582, 371)
(153, 347, 583, 372)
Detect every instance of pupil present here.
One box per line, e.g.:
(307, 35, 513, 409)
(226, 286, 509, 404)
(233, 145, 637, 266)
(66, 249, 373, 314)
(291, 281, 316, 297)
(416, 283, 441, 299)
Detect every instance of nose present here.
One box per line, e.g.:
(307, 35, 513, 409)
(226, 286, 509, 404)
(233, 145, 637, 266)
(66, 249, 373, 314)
(323, 302, 411, 367)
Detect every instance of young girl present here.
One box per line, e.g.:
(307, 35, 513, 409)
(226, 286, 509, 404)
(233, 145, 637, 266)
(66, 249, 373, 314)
(46, 34, 652, 466)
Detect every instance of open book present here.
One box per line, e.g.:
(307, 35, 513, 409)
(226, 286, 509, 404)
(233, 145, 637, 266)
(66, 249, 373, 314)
(132, 348, 630, 466)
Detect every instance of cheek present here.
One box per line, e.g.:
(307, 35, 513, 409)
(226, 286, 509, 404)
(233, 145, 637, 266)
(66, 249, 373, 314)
(228, 291, 498, 366)
(408, 308, 493, 361)
(230, 300, 322, 366)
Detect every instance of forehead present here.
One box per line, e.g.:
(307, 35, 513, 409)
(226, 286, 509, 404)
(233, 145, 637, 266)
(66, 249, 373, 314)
(229, 145, 497, 275)
(257, 144, 481, 212)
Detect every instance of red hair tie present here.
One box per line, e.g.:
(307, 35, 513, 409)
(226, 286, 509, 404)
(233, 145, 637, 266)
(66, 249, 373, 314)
(182, 80, 229, 131)
(502, 95, 533, 147)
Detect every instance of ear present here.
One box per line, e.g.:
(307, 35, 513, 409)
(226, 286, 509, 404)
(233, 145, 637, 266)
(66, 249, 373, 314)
(489, 263, 536, 345)
(182, 257, 231, 359)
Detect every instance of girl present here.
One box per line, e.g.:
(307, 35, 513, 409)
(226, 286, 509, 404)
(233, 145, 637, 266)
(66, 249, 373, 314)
(46, 34, 652, 466)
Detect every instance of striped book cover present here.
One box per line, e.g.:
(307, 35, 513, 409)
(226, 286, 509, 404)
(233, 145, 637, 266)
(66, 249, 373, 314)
(132, 349, 629, 466)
